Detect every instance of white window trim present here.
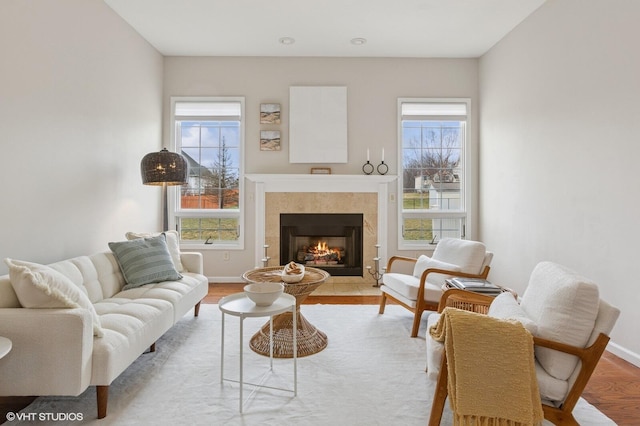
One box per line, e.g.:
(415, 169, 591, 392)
(169, 96, 245, 250)
(397, 97, 474, 250)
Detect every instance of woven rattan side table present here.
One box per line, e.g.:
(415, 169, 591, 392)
(242, 266, 330, 358)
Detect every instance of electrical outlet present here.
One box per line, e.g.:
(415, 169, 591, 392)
(223, 251, 230, 261)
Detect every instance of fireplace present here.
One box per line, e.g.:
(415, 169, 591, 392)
(280, 213, 363, 276)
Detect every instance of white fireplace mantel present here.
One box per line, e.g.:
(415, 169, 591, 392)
(245, 174, 396, 192)
(245, 174, 397, 268)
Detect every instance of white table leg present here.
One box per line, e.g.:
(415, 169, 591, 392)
(220, 312, 225, 384)
(239, 316, 244, 413)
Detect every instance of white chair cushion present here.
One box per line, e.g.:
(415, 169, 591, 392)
(382, 273, 444, 303)
(488, 292, 538, 335)
(520, 261, 600, 381)
(535, 361, 569, 403)
(432, 238, 486, 274)
(412, 255, 462, 287)
(425, 312, 444, 380)
(4, 258, 104, 337)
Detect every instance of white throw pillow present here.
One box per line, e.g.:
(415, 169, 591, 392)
(125, 230, 185, 272)
(488, 292, 538, 335)
(412, 255, 461, 287)
(5, 258, 104, 337)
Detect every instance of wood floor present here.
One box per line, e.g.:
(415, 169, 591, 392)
(2, 282, 638, 425)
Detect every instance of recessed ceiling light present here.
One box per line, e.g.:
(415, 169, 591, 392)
(279, 37, 295, 45)
(351, 37, 367, 45)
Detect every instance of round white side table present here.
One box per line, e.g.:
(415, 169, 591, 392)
(219, 292, 297, 413)
(0, 336, 12, 359)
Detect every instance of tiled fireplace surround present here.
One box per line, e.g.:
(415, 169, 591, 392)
(246, 174, 396, 285)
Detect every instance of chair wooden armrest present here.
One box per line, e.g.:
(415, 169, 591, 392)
(385, 255, 419, 272)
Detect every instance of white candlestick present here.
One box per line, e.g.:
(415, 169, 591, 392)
(367, 148, 370, 161)
(382, 148, 385, 162)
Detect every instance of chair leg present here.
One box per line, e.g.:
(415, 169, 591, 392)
(97, 385, 109, 419)
(542, 405, 579, 426)
(194, 301, 201, 317)
(411, 309, 423, 337)
(378, 292, 387, 314)
(429, 355, 448, 426)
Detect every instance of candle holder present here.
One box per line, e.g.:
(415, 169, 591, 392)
(377, 161, 388, 175)
(362, 161, 374, 175)
(261, 244, 270, 268)
(366, 244, 384, 287)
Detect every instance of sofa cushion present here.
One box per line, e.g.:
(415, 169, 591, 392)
(109, 234, 182, 290)
(92, 297, 174, 384)
(520, 261, 599, 381)
(113, 273, 208, 322)
(412, 256, 462, 287)
(488, 292, 538, 335)
(4, 258, 104, 337)
(125, 230, 185, 273)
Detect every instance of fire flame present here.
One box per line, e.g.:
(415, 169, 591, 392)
(309, 241, 341, 261)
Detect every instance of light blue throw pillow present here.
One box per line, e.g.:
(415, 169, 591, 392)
(109, 234, 182, 290)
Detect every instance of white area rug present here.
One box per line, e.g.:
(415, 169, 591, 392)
(9, 304, 615, 425)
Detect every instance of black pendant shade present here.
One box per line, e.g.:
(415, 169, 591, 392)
(141, 148, 188, 186)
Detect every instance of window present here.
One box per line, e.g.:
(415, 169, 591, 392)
(398, 99, 469, 248)
(170, 97, 244, 247)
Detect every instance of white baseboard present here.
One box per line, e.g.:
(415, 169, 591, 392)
(607, 341, 640, 367)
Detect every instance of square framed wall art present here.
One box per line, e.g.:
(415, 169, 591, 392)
(260, 103, 281, 124)
(260, 130, 281, 151)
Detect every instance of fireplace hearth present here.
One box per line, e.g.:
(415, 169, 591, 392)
(280, 213, 363, 276)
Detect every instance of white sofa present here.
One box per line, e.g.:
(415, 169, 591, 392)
(0, 240, 208, 419)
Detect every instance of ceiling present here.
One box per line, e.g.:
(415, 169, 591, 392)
(104, 0, 546, 58)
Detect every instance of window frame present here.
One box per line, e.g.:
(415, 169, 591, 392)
(397, 98, 473, 250)
(169, 96, 245, 250)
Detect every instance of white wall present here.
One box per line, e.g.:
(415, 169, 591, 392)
(479, 0, 640, 364)
(0, 0, 164, 275)
(162, 57, 479, 279)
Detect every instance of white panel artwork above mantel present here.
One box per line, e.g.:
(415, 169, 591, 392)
(289, 86, 348, 163)
(245, 174, 397, 269)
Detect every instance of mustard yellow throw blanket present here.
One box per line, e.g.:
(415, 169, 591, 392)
(429, 308, 544, 426)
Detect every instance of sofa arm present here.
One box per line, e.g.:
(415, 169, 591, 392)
(180, 252, 203, 275)
(0, 308, 93, 396)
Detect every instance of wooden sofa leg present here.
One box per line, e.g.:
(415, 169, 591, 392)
(194, 301, 202, 317)
(149, 342, 156, 352)
(97, 385, 109, 419)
